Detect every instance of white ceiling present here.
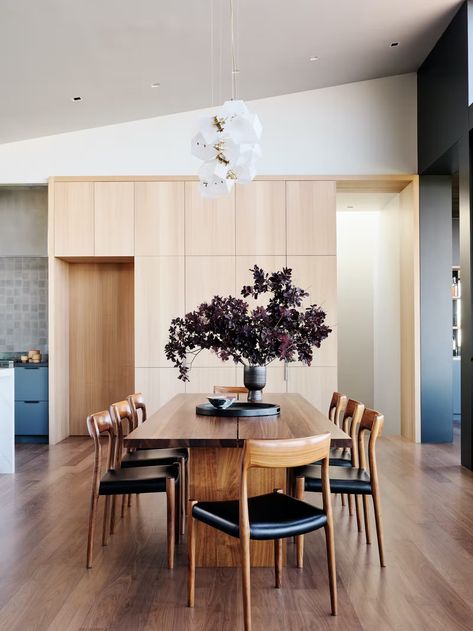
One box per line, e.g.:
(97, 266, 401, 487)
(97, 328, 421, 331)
(0, 0, 462, 144)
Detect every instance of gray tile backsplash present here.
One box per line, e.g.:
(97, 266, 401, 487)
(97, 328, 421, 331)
(0, 257, 48, 353)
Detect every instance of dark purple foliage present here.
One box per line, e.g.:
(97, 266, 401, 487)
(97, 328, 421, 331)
(165, 266, 332, 381)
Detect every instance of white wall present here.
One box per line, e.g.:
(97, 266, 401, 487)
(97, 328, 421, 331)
(337, 200, 401, 435)
(0, 73, 417, 183)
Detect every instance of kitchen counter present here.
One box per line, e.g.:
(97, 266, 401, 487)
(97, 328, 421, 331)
(0, 367, 15, 473)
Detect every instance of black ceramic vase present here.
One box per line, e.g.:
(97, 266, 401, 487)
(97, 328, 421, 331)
(243, 365, 267, 402)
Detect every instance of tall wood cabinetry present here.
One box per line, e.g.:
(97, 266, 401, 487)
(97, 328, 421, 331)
(48, 176, 338, 441)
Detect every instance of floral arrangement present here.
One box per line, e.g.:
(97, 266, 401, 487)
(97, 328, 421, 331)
(165, 265, 332, 381)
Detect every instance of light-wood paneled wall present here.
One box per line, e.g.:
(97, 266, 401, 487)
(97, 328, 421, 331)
(68, 263, 134, 435)
(48, 174, 418, 441)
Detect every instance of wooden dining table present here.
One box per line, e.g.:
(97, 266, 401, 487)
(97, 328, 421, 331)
(125, 392, 351, 568)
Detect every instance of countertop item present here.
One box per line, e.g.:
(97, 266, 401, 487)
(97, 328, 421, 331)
(197, 401, 280, 417)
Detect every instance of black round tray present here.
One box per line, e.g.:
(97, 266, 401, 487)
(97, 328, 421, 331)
(196, 402, 280, 417)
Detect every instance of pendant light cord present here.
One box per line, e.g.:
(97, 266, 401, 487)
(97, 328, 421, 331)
(230, 0, 237, 100)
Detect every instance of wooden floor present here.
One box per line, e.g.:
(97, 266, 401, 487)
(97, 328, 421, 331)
(1, 430, 473, 630)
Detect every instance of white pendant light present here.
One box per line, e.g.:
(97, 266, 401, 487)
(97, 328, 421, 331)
(192, 0, 262, 198)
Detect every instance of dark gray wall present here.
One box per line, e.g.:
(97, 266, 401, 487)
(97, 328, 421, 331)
(418, 3, 468, 174)
(0, 187, 47, 256)
(420, 176, 453, 442)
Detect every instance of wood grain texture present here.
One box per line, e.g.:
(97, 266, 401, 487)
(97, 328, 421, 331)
(124, 393, 350, 450)
(54, 182, 94, 256)
(135, 367, 185, 418)
(134, 181, 184, 256)
(185, 256, 236, 367)
(185, 182, 235, 255)
(286, 181, 336, 255)
(286, 366, 338, 414)
(288, 255, 337, 367)
(69, 263, 134, 434)
(235, 181, 286, 255)
(2, 424, 470, 631)
(399, 181, 421, 442)
(94, 182, 134, 256)
(189, 447, 287, 567)
(135, 256, 185, 367)
(48, 257, 70, 444)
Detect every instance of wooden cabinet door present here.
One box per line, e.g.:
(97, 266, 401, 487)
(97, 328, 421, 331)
(54, 182, 94, 256)
(185, 182, 235, 255)
(135, 256, 185, 367)
(135, 182, 184, 255)
(286, 366, 337, 413)
(287, 181, 336, 255)
(95, 182, 134, 256)
(236, 181, 286, 255)
(287, 255, 337, 367)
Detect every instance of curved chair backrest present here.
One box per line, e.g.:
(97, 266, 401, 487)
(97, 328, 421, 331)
(128, 392, 147, 428)
(342, 399, 365, 466)
(110, 399, 135, 466)
(239, 433, 332, 544)
(328, 392, 347, 428)
(357, 408, 384, 484)
(213, 385, 248, 400)
(86, 410, 117, 494)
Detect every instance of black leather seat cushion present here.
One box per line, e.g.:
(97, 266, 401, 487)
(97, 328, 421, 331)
(192, 492, 327, 540)
(121, 448, 188, 468)
(301, 465, 372, 495)
(99, 464, 178, 496)
(314, 449, 352, 468)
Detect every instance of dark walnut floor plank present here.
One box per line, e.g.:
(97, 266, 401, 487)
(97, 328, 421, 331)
(0, 431, 472, 630)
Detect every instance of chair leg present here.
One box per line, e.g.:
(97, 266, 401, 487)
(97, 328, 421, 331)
(241, 534, 252, 631)
(355, 495, 363, 532)
(296, 534, 304, 569)
(179, 457, 186, 536)
(372, 490, 386, 567)
(341, 494, 346, 507)
(102, 495, 111, 546)
(110, 496, 117, 534)
(86, 492, 99, 568)
(362, 495, 371, 544)
(175, 471, 181, 544)
(166, 477, 176, 570)
(274, 539, 282, 588)
(324, 522, 338, 616)
(348, 494, 354, 516)
(187, 500, 197, 607)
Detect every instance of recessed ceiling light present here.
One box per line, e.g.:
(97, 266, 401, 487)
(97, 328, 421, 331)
(309, 56, 319, 62)
(390, 42, 399, 47)
(71, 96, 82, 102)
(151, 82, 160, 88)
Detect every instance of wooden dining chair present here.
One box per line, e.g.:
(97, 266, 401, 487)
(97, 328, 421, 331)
(127, 392, 189, 534)
(300, 408, 385, 567)
(328, 392, 347, 428)
(188, 433, 337, 630)
(329, 399, 365, 519)
(110, 399, 185, 536)
(86, 409, 178, 569)
(213, 385, 249, 400)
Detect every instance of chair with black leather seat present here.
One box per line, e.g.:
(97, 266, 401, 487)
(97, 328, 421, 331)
(85, 409, 178, 569)
(110, 399, 185, 536)
(327, 399, 365, 520)
(127, 392, 189, 534)
(300, 408, 385, 567)
(187, 433, 337, 631)
(328, 391, 348, 427)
